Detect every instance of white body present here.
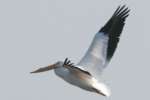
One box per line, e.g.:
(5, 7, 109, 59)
(54, 67, 111, 97)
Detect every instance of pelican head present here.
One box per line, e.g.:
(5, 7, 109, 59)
(30, 61, 64, 73)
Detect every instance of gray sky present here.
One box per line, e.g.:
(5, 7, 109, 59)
(0, 0, 149, 100)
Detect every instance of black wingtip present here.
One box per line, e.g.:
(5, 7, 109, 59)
(63, 58, 74, 66)
(113, 5, 130, 19)
(99, 5, 130, 33)
(64, 58, 68, 65)
(63, 58, 92, 76)
(98, 5, 130, 62)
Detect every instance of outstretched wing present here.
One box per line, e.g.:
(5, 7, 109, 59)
(78, 5, 130, 76)
(63, 58, 91, 76)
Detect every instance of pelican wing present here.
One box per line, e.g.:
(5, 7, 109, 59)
(63, 58, 91, 76)
(78, 5, 130, 76)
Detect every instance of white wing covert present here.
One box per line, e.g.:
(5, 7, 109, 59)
(78, 5, 130, 77)
(78, 32, 109, 76)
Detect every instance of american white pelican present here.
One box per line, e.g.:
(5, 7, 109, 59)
(31, 5, 130, 97)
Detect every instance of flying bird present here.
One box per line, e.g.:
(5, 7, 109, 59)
(31, 5, 130, 97)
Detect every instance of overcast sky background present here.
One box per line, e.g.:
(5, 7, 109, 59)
(0, 0, 149, 100)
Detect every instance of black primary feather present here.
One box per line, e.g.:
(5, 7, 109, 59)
(63, 58, 91, 76)
(99, 5, 130, 61)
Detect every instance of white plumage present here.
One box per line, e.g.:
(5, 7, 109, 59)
(31, 5, 130, 97)
(78, 32, 109, 77)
